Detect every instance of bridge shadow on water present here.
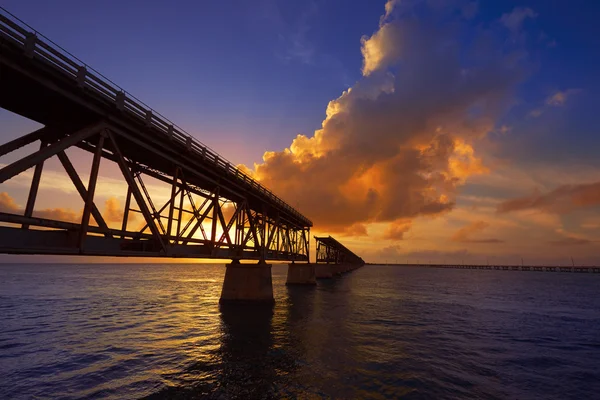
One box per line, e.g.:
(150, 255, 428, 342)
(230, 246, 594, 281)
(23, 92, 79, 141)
(144, 298, 306, 399)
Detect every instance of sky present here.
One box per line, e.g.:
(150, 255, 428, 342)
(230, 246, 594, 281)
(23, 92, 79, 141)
(1, 0, 599, 265)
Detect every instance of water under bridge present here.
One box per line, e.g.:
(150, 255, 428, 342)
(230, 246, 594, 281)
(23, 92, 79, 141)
(0, 9, 364, 302)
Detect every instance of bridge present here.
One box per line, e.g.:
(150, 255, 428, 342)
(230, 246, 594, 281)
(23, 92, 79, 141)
(0, 9, 329, 303)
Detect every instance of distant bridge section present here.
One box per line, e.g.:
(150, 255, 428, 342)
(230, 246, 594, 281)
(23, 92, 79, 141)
(0, 9, 311, 261)
(315, 236, 364, 266)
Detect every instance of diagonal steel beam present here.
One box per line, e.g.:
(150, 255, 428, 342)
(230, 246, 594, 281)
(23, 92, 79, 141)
(216, 203, 232, 246)
(0, 122, 104, 184)
(166, 167, 179, 241)
(138, 187, 182, 235)
(0, 126, 50, 158)
(56, 150, 112, 238)
(181, 196, 213, 244)
(107, 130, 165, 252)
(22, 140, 46, 229)
(218, 203, 242, 246)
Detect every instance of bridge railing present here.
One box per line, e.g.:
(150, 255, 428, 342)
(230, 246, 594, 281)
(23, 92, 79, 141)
(0, 8, 312, 227)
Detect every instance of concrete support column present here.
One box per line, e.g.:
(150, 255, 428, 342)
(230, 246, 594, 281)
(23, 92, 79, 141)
(315, 263, 332, 279)
(332, 264, 343, 276)
(220, 260, 274, 303)
(286, 263, 316, 285)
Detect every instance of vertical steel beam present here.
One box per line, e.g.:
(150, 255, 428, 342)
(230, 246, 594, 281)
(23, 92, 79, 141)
(210, 189, 219, 247)
(166, 167, 179, 243)
(21, 141, 46, 229)
(175, 181, 185, 244)
(79, 134, 105, 250)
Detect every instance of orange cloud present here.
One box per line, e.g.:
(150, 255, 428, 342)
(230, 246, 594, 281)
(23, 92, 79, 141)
(383, 220, 412, 240)
(103, 197, 123, 223)
(341, 223, 369, 237)
(451, 221, 504, 243)
(0, 192, 80, 222)
(34, 208, 80, 223)
(497, 181, 600, 214)
(245, 2, 521, 234)
(0, 192, 19, 213)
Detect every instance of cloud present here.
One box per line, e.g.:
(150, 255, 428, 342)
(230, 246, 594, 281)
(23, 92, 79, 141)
(545, 89, 581, 107)
(528, 88, 580, 118)
(0, 192, 81, 223)
(34, 208, 80, 223)
(370, 244, 402, 261)
(497, 181, 600, 214)
(501, 7, 537, 33)
(383, 0, 400, 21)
(341, 223, 369, 237)
(104, 197, 124, 224)
(361, 20, 403, 76)
(548, 237, 592, 246)
(383, 220, 412, 240)
(0, 192, 19, 213)
(451, 220, 504, 243)
(245, 2, 527, 233)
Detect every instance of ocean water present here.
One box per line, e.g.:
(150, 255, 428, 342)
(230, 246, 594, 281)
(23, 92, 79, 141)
(0, 263, 599, 399)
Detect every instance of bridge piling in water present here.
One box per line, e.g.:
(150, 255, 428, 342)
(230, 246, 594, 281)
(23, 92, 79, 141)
(286, 263, 316, 285)
(315, 263, 333, 279)
(220, 260, 274, 304)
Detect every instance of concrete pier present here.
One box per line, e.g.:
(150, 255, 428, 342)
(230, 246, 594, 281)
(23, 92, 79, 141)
(220, 260, 274, 303)
(286, 263, 317, 285)
(331, 264, 344, 276)
(315, 263, 333, 279)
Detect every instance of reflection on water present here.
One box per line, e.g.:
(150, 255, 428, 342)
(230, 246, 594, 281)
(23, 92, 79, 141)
(1, 263, 600, 399)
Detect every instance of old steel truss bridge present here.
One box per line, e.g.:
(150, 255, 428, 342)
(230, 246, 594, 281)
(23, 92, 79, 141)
(315, 236, 365, 266)
(0, 9, 311, 261)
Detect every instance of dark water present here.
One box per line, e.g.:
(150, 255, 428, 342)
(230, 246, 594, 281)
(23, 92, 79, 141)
(1, 264, 599, 399)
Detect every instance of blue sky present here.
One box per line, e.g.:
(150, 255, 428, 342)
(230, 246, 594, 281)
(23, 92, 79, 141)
(2, 0, 599, 166)
(1, 0, 599, 264)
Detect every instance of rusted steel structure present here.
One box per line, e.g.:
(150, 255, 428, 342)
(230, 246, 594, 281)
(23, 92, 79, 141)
(315, 236, 364, 265)
(0, 10, 311, 261)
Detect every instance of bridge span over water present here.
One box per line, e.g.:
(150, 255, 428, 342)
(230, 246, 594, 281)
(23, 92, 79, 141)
(0, 9, 364, 302)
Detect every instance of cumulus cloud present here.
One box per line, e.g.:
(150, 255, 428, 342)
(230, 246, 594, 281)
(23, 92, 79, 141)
(383, 219, 412, 240)
(497, 181, 600, 214)
(0, 192, 19, 213)
(361, 22, 403, 76)
(104, 197, 125, 224)
(545, 89, 581, 106)
(501, 7, 537, 33)
(35, 208, 80, 223)
(342, 223, 369, 237)
(451, 220, 504, 243)
(0, 192, 81, 222)
(244, 1, 527, 234)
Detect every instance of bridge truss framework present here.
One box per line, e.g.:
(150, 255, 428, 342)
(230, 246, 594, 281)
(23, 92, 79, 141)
(0, 9, 311, 261)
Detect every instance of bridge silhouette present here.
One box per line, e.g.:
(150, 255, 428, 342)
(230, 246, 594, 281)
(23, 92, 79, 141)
(0, 9, 364, 302)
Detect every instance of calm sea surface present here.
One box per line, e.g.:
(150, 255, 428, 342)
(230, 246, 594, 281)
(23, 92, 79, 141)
(0, 263, 599, 399)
